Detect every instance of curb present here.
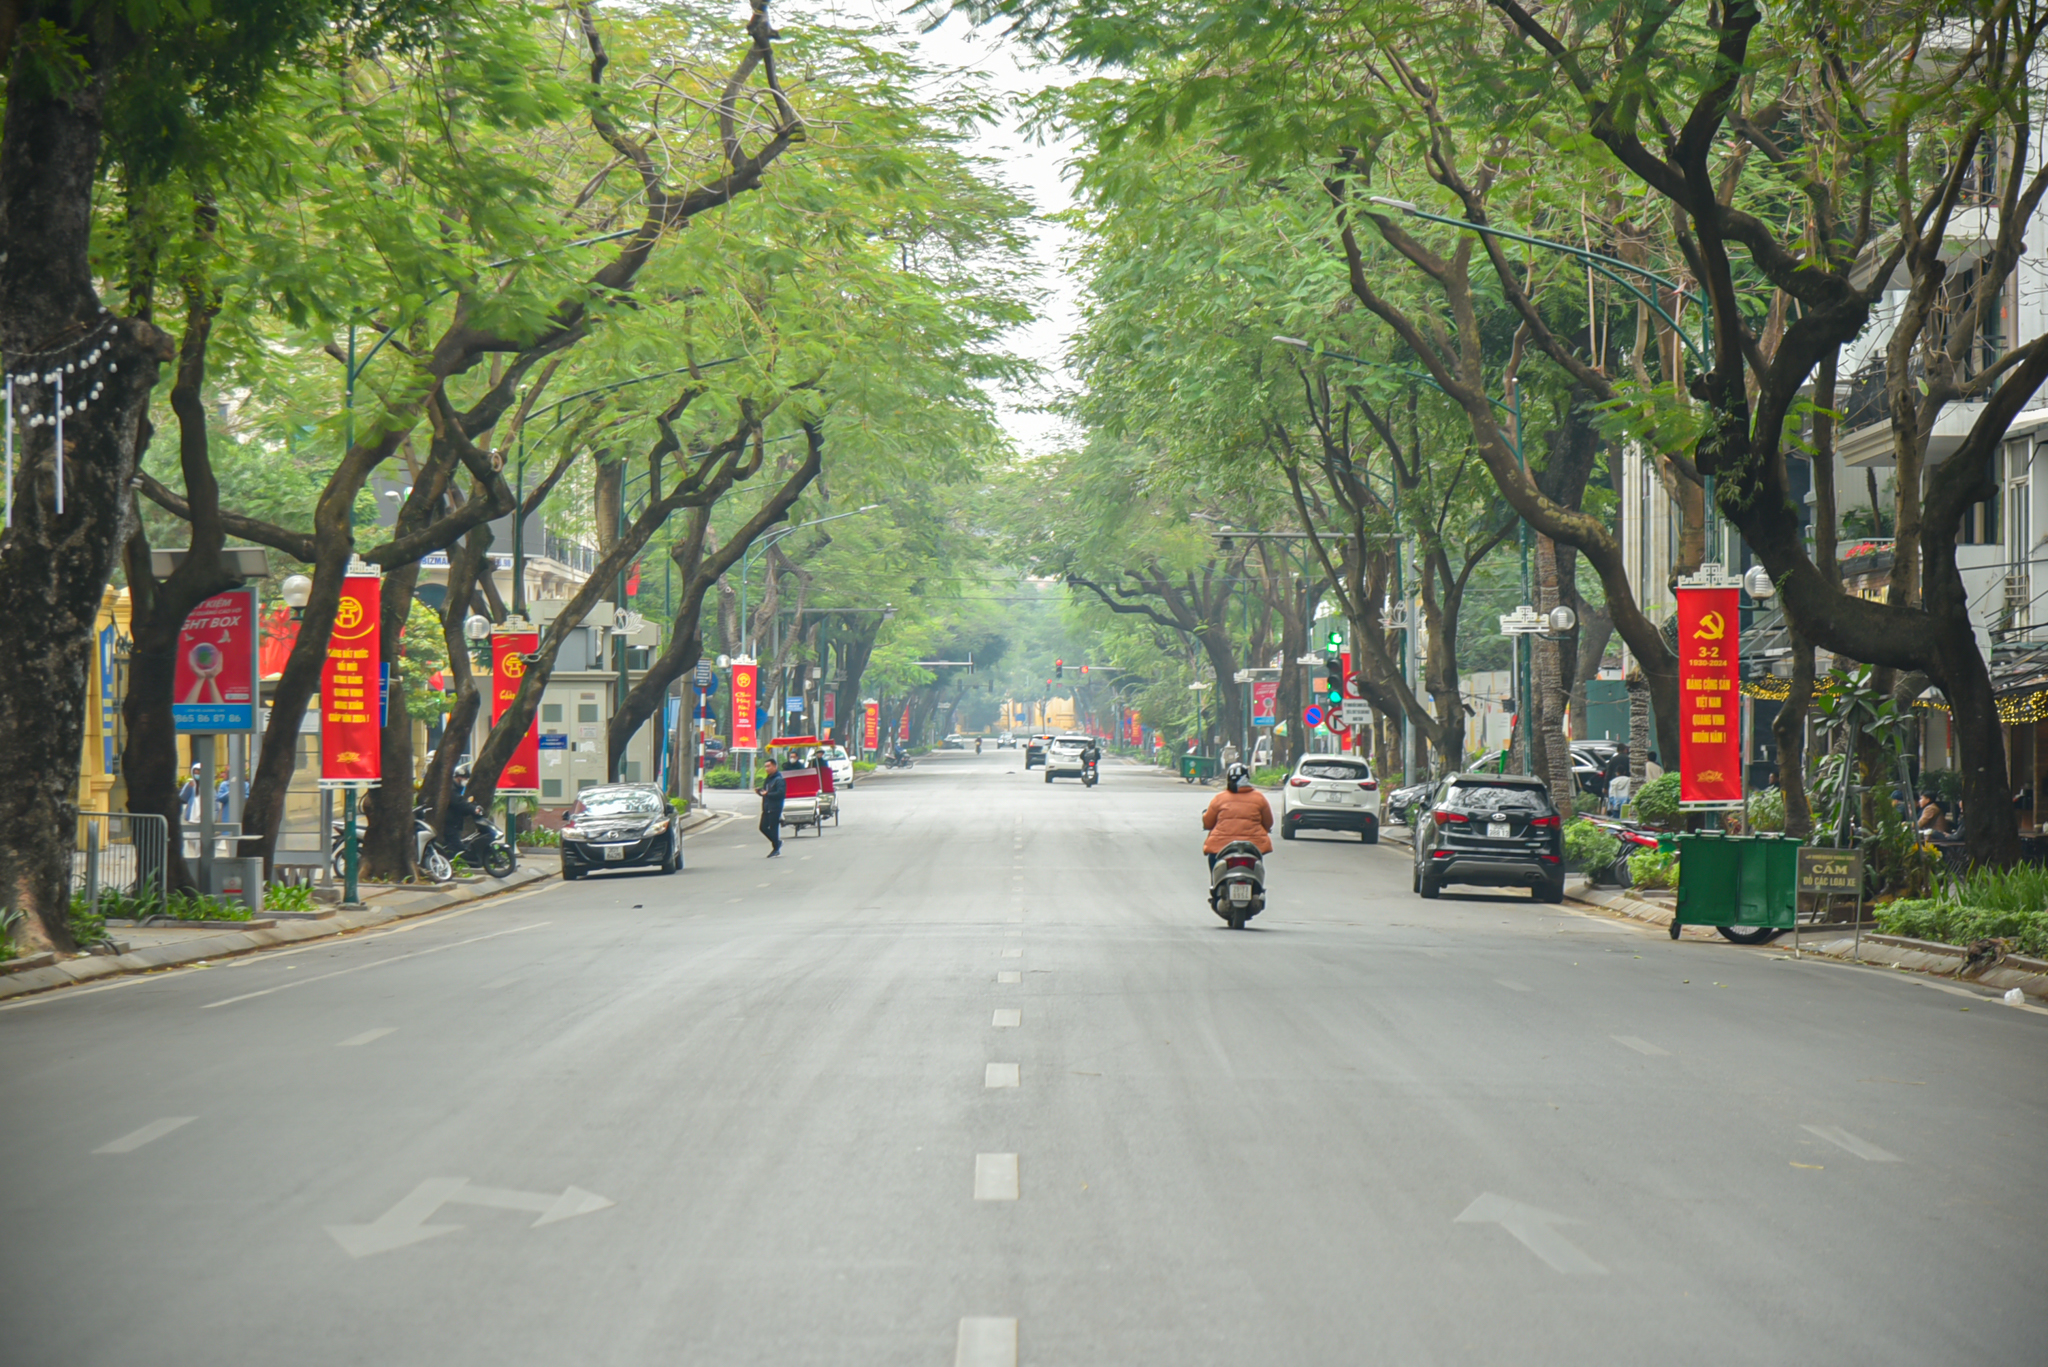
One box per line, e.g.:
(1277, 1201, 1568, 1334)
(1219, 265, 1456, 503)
(0, 863, 556, 1004)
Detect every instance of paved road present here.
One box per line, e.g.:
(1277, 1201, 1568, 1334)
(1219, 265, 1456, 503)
(4, 750, 2043, 1366)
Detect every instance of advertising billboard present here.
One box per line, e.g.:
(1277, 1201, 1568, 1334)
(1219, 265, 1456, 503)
(493, 628, 540, 793)
(173, 588, 259, 732)
(1676, 584, 1741, 805)
(320, 575, 382, 785)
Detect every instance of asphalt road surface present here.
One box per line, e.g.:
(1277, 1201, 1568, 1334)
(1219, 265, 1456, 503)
(5, 750, 2044, 1366)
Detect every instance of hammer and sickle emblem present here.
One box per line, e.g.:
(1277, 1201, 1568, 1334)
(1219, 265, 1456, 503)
(1693, 611, 1725, 641)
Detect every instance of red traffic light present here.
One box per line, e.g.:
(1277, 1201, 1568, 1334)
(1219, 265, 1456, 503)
(1055, 659, 1063, 668)
(1080, 664, 1089, 674)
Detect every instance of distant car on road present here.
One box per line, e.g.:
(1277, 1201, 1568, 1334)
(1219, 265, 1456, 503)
(1043, 734, 1095, 782)
(996, 733, 1018, 749)
(559, 784, 679, 880)
(943, 733, 969, 750)
(700, 738, 728, 768)
(821, 744, 853, 789)
(1280, 754, 1380, 842)
(1024, 735, 1052, 769)
(1412, 772, 1564, 902)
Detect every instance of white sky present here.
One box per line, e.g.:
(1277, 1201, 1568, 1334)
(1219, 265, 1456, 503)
(783, 1, 1086, 456)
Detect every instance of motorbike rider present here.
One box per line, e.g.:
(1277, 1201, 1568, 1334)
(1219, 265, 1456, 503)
(975, 737, 983, 754)
(1081, 734, 1101, 779)
(435, 761, 490, 846)
(1201, 762, 1273, 867)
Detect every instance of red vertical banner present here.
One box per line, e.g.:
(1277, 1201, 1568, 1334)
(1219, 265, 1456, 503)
(1676, 585, 1741, 804)
(321, 575, 383, 785)
(898, 704, 910, 741)
(731, 662, 759, 749)
(862, 701, 880, 751)
(823, 691, 836, 731)
(493, 630, 540, 792)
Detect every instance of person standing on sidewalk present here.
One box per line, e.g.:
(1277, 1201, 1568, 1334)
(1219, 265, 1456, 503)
(755, 757, 786, 857)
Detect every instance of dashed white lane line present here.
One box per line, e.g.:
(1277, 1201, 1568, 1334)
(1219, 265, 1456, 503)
(337, 1027, 396, 1047)
(985, 1062, 1020, 1088)
(1803, 1124, 1902, 1161)
(955, 1317, 1017, 1367)
(996, 971, 1021, 984)
(1496, 979, 1534, 992)
(1613, 1035, 1669, 1056)
(95, 1117, 195, 1154)
(973, 1153, 1019, 1200)
(201, 922, 551, 1009)
(1000, 948, 1023, 959)
(992, 1009, 1021, 1028)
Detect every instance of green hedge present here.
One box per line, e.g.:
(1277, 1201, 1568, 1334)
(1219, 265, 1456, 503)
(1563, 819, 1621, 873)
(705, 768, 747, 789)
(1876, 900, 2048, 958)
(1251, 766, 1289, 788)
(1632, 772, 1681, 826)
(1628, 848, 1678, 889)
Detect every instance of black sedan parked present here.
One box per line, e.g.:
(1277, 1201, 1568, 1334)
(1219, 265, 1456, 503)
(1412, 772, 1565, 901)
(559, 784, 681, 879)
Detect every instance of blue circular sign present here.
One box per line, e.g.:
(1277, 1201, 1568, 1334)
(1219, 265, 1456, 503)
(1303, 704, 1324, 728)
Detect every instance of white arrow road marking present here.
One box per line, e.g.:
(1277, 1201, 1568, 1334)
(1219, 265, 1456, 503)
(327, 1178, 616, 1258)
(974, 1153, 1019, 1201)
(1802, 1125, 1901, 1162)
(337, 1028, 396, 1047)
(1612, 1035, 1670, 1056)
(955, 1317, 1017, 1367)
(1455, 1194, 1608, 1274)
(95, 1117, 195, 1154)
(985, 1062, 1020, 1088)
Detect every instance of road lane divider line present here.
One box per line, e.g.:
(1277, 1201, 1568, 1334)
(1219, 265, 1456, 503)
(973, 1153, 1019, 1201)
(955, 1317, 1017, 1367)
(1802, 1124, 1902, 1161)
(201, 923, 551, 1009)
(1612, 1035, 1669, 1056)
(985, 1062, 1020, 1088)
(992, 1009, 1021, 1028)
(1000, 948, 1023, 959)
(1496, 979, 1534, 992)
(95, 1117, 195, 1154)
(996, 971, 1021, 984)
(338, 1027, 397, 1047)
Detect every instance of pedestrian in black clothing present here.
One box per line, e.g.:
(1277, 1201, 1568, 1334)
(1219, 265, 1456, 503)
(755, 757, 786, 857)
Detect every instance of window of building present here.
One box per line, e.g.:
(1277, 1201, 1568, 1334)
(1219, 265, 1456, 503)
(1960, 487, 2001, 545)
(577, 703, 599, 723)
(542, 703, 562, 723)
(542, 779, 562, 798)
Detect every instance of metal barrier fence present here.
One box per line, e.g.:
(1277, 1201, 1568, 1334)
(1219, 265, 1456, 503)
(73, 812, 169, 910)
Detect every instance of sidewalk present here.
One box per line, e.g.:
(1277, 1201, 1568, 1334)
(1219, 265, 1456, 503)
(0, 805, 731, 1003)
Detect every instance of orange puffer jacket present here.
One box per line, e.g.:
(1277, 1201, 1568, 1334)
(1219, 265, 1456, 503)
(1202, 786, 1274, 854)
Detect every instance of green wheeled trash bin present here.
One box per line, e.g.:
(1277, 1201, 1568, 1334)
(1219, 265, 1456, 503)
(1670, 832, 1800, 943)
(1178, 752, 1218, 784)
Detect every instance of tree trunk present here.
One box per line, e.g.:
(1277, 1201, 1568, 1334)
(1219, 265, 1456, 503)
(1627, 674, 1650, 787)
(1534, 536, 1573, 806)
(1773, 633, 1815, 839)
(360, 561, 423, 881)
(0, 44, 176, 950)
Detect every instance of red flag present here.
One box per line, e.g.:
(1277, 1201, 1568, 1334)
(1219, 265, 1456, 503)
(625, 561, 642, 597)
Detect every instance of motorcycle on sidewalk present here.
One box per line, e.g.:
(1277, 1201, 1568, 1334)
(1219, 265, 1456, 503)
(1208, 840, 1267, 930)
(331, 810, 454, 883)
(421, 802, 518, 878)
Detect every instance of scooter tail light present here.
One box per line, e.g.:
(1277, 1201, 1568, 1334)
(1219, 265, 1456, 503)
(1225, 855, 1256, 869)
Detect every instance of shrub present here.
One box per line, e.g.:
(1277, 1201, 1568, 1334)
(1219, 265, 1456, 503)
(1252, 766, 1289, 788)
(704, 768, 747, 789)
(851, 760, 877, 774)
(266, 882, 317, 912)
(1875, 898, 2048, 958)
(1628, 848, 1679, 890)
(1633, 772, 1682, 827)
(1572, 793, 1606, 817)
(65, 893, 108, 946)
(1746, 785, 1786, 833)
(78, 888, 249, 924)
(1563, 819, 1622, 874)
(517, 824, 560, 847)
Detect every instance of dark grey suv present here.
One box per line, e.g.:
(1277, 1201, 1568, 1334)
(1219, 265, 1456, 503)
(1412, 772, 1565, 901)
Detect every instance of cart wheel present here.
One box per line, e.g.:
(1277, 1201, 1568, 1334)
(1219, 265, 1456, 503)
(1668, 919, 1682, 940)
(1716, 925, 1783, 945)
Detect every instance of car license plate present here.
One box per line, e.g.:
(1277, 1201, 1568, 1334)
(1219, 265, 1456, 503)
(1229, 883, 1251, 903)
(1487, 821, 1510, 839)
(603, 845, 627, 860)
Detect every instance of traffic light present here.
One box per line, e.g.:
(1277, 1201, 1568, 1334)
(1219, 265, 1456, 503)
(1325, 629, 1343, 653)
(1055, 659, 1064, 678)
(1080, 664, 1089, 675)
(1323, 654, 1345, 705)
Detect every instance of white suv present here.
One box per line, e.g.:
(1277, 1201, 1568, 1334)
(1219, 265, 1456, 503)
(1280, 755, 1380, 842)
(1044, 735, 1094, 782)
(821, 745, 854, 790)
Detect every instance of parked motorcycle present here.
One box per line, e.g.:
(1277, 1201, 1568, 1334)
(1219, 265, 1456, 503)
(882, 748, 914, 769)
(1208, 839, 1267, 930)
(421, 801, 517, 878)
(331, 812, 453, 882)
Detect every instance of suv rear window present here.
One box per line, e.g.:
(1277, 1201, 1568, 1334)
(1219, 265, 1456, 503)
(1448, 781, 1553, 814)
(1300, 760, 1369, 781)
